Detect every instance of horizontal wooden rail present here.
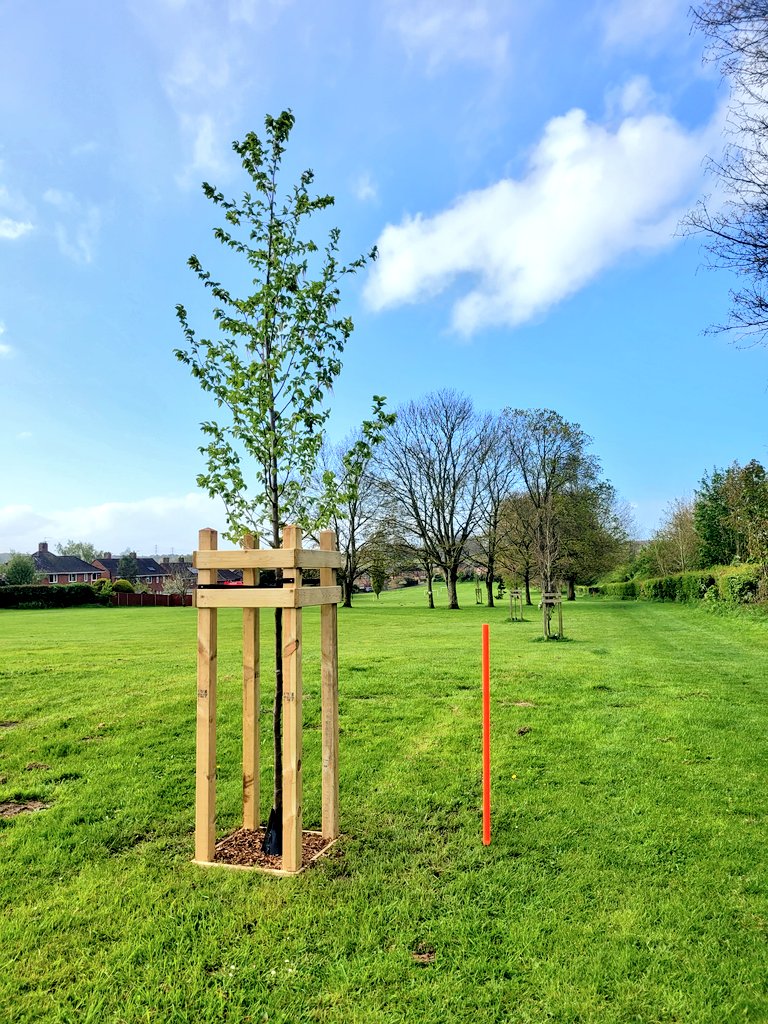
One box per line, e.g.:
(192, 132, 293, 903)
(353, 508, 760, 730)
(193, 549, 345, 571)
(195, 585, 342, 609)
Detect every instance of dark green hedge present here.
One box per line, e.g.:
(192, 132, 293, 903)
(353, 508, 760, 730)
(0, 584, 109, 609)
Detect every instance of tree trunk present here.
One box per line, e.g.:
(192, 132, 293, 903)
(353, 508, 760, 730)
(446, 565, 460, 609)
(567, 577, 576, 601)
(485, 576, 495, 607)
(342, 576, 352, 608)
(426, 571, 434, 608)
(524, 568, 532, 606)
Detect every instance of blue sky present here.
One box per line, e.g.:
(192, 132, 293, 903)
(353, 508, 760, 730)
(1, 0, 766, 555)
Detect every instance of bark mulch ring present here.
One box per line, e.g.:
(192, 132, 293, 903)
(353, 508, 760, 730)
(205, 828, 339, 875)
(1, 801, 50, 819)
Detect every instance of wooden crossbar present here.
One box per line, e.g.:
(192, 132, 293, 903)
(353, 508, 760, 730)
(194, 549, 345, 571)
(195, 585, 342, 609)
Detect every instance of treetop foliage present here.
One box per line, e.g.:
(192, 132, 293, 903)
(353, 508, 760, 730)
(175, 109, 387, 545)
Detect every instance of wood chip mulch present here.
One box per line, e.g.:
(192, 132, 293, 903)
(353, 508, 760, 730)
(0, 800, 50, 819)
(214, 828, 335, 871)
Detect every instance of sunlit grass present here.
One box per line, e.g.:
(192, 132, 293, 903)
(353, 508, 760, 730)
(1, 587, 768, 1022)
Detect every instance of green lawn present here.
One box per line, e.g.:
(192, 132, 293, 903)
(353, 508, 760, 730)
(1, 587, 768, 1023)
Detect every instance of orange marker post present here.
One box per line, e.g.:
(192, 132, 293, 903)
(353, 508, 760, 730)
(482, 623, 491, 845)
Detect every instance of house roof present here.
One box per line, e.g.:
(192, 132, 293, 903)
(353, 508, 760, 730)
(95, 557, 168, 578)
(32, 551, 100, 574)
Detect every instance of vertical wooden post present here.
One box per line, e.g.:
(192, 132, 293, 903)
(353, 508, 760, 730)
(281, 525, 303, 873)
(195, 528, 218, 863)
(242, 532, 260, 830)
(319, 529, 340, 841)
(557, 597, 563, 639)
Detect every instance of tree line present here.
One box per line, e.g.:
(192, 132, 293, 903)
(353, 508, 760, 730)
(325, 391, 631, 610)
(622, 459, 768, 599)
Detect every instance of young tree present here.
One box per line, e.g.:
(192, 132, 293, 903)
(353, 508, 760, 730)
(684, 2, 768, 343)
(5, 553, 38, 585)
(175, 110, 387, 852)
(375, 390, 489, 609)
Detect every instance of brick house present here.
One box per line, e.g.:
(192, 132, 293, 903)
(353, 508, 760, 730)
(32, 542, 103, 585)
(93, 553, 169, 593)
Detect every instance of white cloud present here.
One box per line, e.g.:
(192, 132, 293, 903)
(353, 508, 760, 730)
(364, 99, 725, 336)
(353, 172, 378, 203)
(0, 492, 227, 555)
(387, 0, 509, 71)
(175, 113, 230, 188)
(602, 0, 687, 50)
(43, 189, 102, 264)
(0, 217, 33, 240)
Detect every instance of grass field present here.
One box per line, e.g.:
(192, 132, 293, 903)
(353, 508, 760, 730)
(1, 586, 768, 1023)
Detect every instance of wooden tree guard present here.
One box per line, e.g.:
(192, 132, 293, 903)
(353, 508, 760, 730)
(541, 591, 563, 640)
(192, 525, 343, 875)
(509, 588, 524, 622)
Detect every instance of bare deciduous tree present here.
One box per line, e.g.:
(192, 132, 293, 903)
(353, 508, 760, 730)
(376, 390, 489, 609)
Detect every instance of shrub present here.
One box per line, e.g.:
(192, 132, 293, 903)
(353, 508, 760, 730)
(111, 579, 135, 594)
(715, 564, 761, 604)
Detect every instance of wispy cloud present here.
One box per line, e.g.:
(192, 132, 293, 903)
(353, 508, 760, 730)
(0, 322, 12, 357)
(353, 172, 378, 203)
(131, 0, 288, 186)
(43, 189, 102, 264)
(386, 0, 510, 72)
(0, 217, 33, 240)
(602, 0, 688, 50)
(365, 93, 726, 336)
(0, 167, 35, 239)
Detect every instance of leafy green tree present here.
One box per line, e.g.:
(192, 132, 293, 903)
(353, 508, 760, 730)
(175, 110, 388, 849)
(557, 481, 629, 599)
(728, 460, 768, 574)
(5, 553, 38, 585)
(117, 552, 139, 584)
(504, 409, 598, 595)
(694, 468, 738, 566)
(56, 540, 102, 562)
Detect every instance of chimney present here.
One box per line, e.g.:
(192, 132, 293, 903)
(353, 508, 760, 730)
(163, 556, 170, 565)
(179, 555, 185, 564)
(38, 541, 48, 553)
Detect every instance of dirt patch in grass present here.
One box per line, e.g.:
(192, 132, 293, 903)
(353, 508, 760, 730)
(0, 800, 50, 818)
(514, 701, 535, 707)
(411, 942, 436, 966)
(212, 828, 336, 871)
(24, 762, 50, 771)
(0, 721, 20, 729)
